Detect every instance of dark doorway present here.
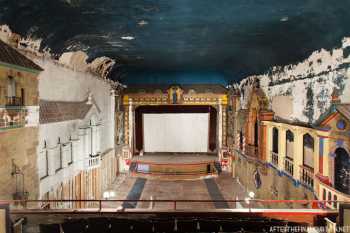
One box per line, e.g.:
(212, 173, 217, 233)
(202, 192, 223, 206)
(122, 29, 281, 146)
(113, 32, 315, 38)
(21, 88, 25, 105)
(272, 127, 279, 154)
(335, 148, 350, 195)
(254, 120, 258, 147)
(239, 130, 243, 150)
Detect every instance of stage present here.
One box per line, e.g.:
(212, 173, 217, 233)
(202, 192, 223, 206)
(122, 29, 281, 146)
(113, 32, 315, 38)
(129, 153, 220, 178)
(131, 153, 218, 164)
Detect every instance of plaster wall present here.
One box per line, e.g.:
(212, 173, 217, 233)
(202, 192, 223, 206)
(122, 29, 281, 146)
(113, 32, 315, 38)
(234, 155, 315, 208)
(35, 58, 115, 151)
(0, 127, 39, 199)
(34, 58, 116, 198)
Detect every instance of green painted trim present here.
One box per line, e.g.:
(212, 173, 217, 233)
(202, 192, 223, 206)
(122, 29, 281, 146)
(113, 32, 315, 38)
(0, 61, 41, 74)
(0, 124, 25, 131)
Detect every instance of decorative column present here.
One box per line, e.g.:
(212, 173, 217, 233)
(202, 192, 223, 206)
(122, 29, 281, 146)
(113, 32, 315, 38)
(123, 97, 129, 145)
(222, 105, 227, 147)
(110, 89, 116, 149)
(318, 136, 324, 175)
(278, 127, 287, 171)
(293, 129, 303, 181)
(218, 99, 223, 157)
(258, 111, 274, 161)
(128, 99, 133, 152)
(265, 124, 272, 163)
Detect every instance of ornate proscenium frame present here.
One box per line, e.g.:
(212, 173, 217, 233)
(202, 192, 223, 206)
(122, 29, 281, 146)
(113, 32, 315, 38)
(122, 85, 228, 157)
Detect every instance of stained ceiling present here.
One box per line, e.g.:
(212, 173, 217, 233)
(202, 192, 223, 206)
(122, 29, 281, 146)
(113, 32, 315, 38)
(0, 0, 350, 84)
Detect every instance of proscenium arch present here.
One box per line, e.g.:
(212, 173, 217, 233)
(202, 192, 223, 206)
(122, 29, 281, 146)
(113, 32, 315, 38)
(134, 105, 218, 153)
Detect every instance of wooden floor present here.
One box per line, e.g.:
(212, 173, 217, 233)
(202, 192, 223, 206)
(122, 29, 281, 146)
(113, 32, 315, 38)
(131, 153, 217, 164)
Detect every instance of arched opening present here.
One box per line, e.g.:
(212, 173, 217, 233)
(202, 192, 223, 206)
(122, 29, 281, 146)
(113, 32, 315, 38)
(7, 76, 17, 105)
(271, 127, 279, 165)
(286, 130, 294, 159)
(285, 130, 294, 175)
(303, 133, 314, 168)
(334, 148, 350, 195)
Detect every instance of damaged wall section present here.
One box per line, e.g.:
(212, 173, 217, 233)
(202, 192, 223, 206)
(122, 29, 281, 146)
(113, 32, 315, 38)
(238, 38, 350, 124)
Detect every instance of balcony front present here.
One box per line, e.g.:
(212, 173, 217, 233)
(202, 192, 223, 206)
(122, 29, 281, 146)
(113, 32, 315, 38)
(284, 156, 294, 176)
(0, 106, 26, 130)
(300, 165, 314, 189)
(270, 151, 279, 168)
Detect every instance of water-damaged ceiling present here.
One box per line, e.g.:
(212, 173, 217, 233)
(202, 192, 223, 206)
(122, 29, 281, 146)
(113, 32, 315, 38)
(0, 0, 350, 84)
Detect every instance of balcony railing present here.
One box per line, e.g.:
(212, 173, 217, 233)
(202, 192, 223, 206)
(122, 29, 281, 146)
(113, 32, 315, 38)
(0, 107, 26, 130)
(85, 154, 101, 169)
(6, 96, 22, 106)
(284, 156, 294, 176)
(270, 151, 279, 167)
(245, 144, 258, 157)
(300, 165, 314, 188)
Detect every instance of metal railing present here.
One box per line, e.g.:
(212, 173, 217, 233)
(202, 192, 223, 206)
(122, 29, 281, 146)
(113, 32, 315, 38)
(6, 96, 22, 106)
(270, 151, 279, 167)
(284, 156, 294, 176)
(4, 199, 346, 213)
(300, 165, 314, 188)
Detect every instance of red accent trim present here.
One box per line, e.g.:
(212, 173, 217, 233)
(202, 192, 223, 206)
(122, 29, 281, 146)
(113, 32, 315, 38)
(320, 112, 338, 126)
(316, 173, 332, 186)
(132, 161, 215, 166)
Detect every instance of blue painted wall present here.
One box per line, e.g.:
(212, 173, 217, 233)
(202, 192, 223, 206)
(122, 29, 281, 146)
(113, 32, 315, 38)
(120, 70, 230, 85)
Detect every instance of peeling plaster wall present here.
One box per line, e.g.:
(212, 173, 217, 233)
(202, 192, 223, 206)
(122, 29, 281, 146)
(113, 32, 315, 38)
(239, 38, 350, 124)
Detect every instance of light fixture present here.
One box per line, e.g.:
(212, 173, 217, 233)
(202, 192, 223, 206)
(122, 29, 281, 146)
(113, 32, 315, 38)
(103, 191, 110, 199)
(248, 191, 255, 199)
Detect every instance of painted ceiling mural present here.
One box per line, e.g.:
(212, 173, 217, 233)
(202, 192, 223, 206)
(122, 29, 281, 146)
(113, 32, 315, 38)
(0, 0, 350, 84)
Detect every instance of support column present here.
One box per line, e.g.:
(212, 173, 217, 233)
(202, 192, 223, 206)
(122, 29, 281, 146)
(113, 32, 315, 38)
(278, 127, 286, 170)
(266, 125, 272, 163)
(259, 124, 267, 161)
(323, 137, 330, 177)
(128, 99, 133, 153)
(222, 105, 227, 147)
(218, 100, 222, 158)
(258, 111, 274, 162)
(293, 130, 303, 181)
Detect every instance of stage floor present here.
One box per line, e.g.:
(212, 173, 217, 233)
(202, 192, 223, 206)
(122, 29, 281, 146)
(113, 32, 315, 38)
(131, 153, 217, 164)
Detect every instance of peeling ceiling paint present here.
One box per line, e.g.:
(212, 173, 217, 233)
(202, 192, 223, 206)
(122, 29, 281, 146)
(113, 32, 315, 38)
(0, 0, 350, 83)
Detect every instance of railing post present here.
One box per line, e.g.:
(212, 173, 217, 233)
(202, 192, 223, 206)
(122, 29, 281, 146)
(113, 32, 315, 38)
(99, 200, 102, 211)
(174, 200, 176, 210)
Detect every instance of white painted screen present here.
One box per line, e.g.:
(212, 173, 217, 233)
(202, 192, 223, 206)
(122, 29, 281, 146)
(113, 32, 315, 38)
(143, 113, 209, 152)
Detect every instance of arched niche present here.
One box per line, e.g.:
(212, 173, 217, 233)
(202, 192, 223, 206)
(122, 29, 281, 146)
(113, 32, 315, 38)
(303, 133, 314, 168)
(272, 127, 279, 154)
(334, 147, 350, 195)
(286, 130, 294, 159)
